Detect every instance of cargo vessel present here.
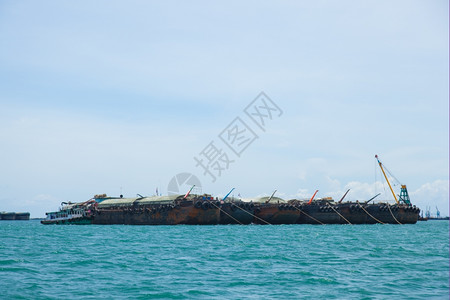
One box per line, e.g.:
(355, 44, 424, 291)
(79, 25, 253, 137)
(40, 193, 419, 225)
(40, 155, 420, 225)
(1, 212, 30, 220)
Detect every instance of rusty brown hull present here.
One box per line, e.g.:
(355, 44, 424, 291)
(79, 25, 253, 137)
(219, 202, 254, 224)
(90, 199, 419, 225)
(295, 204, 343, 224)
(93, 200, 220, 225)
(254, 203, 299, 224)
(295, 203, 419, 224)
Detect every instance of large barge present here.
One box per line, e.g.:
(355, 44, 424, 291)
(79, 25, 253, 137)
(41, 193, 419, 225)
(41, 155, 420, 225)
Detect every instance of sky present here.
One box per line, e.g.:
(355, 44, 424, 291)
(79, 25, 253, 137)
(0, 0, 448, 218)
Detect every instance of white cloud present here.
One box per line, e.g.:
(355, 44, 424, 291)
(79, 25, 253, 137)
(411, 180, 449, 216)
(312, 180, 391, 203)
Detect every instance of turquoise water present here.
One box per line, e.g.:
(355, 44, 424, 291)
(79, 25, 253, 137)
(0, 221, 448, 299)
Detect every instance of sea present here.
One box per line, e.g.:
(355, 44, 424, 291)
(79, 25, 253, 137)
(0, 220, 448, 299)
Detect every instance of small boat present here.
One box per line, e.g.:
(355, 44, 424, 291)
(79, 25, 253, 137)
(41, 200, 96, 225)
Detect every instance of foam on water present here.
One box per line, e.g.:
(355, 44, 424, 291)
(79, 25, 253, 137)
(0, 221, 448, 299)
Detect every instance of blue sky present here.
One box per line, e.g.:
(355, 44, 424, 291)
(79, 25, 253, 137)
(0, 1, 448, 217)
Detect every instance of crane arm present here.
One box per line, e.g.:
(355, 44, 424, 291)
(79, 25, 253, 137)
(266, 190, 277, 203)
(183, 185, 195, 199)
(307, 190, 319, 205)
(375, 155, 399, 204)
(338, 189, 350, 203)
(222, 188, 235, 201)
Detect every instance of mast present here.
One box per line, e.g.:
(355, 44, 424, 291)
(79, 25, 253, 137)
(375, 155, 399, 204)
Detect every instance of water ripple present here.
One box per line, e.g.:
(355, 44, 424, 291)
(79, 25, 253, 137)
(0, 221, 448, 299)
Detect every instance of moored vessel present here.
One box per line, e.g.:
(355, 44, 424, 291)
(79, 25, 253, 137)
(41, 193, 419, 225)
(41, 199, 97, 225)
(40, 155, 421, 225)
(1, 212, 30, 220)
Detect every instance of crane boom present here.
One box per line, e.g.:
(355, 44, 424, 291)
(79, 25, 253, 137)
(222, 188, 235, 201)
(266, 190, 277, 203)
(307, 190, 319, 205)
(338, 189, 350, 203)
(375, 155, 399, 204)
(183, 185, 195, 199)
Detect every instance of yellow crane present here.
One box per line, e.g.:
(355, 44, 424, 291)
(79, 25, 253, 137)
(375, 154, 411, 205)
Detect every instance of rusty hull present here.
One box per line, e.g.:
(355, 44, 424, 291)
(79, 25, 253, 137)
(93, 200, 220, 225)
(90, 194, 419, 225)
(295, 203, 419, 224)
(219, 202, 254, 224)
(253, 203, 299, 224)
